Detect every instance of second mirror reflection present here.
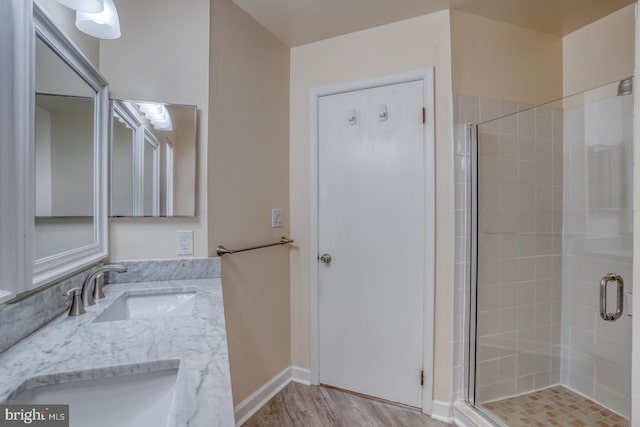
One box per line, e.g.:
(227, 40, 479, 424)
(110, 100, 196, 217)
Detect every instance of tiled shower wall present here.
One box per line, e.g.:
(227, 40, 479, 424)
(453, 89, 633, 419)
(560, 93, 633, 417)
(452, 94, 564, 404)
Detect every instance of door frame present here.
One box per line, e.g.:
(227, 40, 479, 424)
(309, 68, 436, 414)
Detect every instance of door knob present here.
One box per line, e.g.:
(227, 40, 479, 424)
(319, 253, 332, 264)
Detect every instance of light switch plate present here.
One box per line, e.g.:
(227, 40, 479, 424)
(176, 230, 194, 255)
(272, 208, 284, 228)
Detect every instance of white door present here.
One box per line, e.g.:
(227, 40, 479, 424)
(318, 80, 426, 408)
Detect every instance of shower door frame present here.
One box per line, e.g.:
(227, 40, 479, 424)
(464, 122, 478, 406)
(464, 122, 508, 427)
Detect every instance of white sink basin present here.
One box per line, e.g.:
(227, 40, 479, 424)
(10, 368, 178, 427)
(94, 290, 196, 322)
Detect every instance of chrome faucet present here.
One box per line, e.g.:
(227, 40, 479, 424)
(81, 264, 128, 307)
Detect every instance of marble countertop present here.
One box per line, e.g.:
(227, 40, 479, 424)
(0, 279, 235, 427)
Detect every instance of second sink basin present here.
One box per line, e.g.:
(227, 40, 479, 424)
(9, 364, 179, 427)
(94, 289, 196, 322)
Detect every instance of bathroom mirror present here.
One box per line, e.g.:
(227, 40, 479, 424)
(33, 4, 108, 288)
(109, 101, 197, 217)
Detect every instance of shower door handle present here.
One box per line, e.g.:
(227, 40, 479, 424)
(600, 273, 624, 321)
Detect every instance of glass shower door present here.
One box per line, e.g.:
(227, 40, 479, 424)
(470, 79, 633, 426)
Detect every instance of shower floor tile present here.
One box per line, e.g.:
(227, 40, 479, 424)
(481, 386, 628, 427)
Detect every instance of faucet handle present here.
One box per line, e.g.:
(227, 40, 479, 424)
(92, 273, 105, 301)
(66, 287, 86, 316)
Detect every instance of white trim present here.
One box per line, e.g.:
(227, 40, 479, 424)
(234, 367, 292, 427)
(0, 0, 33, 297)
(308, 68, 436, 413)
(165, 140, 174, 216)
(30, 4, 109, 289)
(431, 400, 453, 423)
(291, 366, 311, 385)
(142, 129, 161, 217)
(110, 100, 142, 217)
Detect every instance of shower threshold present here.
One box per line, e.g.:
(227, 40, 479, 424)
(481, 386, 628, 427)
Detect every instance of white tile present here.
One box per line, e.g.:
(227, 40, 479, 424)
(571, 327, 595, 356)
(516, 374, 535, 394)
(518, 109, 536, 137)
(499, 134, 518, 159)
(535, 138, 553, 162)
(517, 351, 536, 376)
(500, 307, 518, 333)
(499, 113, 518, 136)
(500, 283, 519, 308)
(518, 136, 536, 161)
(497, 355, 517, 383)
(535, 107, 553, 139)
(517, 328, 536, 353)
(594, 384, 630, 418)
(477, 359, 499, 386)
(535, 303, 552, 327)
(517, 235, 537, 257)
(518, 283, 536, 307)
(499, 159, 518, 185)
(594, 358, 631, 397)
(499, 258, 518, 284)
(477, 340, 502, 362)
(518, 160, 537, 184)
(478, 259, 500, 286)
(499, 235, 518, 260)
(534, 371, 551, 389)
(478, 309, 501, 336)
(517, 258, 535, 281)
(535, 279, 552, 304)
(458, 101, 480, 123)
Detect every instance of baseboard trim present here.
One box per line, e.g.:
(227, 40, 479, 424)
(234, 367, 292, 426)
(291, 366, 312, 385)
(431, 400, 453, 423)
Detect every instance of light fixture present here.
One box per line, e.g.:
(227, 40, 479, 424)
(137, 103, 173, 132)
(75, 0, 121, 40)
(56, 0, 104, 13)
(617, 77, 633, 96)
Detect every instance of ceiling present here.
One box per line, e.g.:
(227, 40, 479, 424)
(232, 0, 635, 47)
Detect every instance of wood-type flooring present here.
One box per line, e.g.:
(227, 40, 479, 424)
(242, 382, 453, 427)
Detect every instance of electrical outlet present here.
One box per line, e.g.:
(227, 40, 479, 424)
(272, 208, 284, 228)
(176, 230, 194, 255)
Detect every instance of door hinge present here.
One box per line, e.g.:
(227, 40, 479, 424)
(422, 107, 426, 124)
(420, 370, 425, 386)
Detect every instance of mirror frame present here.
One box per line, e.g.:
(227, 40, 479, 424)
(111, 100, 143, 216)
(108, 100, 198, 218)
(32, 4, 109, 288)
(142, 128, 161, 217)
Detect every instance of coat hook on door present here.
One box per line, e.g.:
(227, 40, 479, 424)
(378, 104, 388, 121)
(347, 109, 357, 125)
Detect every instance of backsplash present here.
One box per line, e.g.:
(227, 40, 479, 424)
(105, 258, 221, 284)
(0, 257, 221, 355)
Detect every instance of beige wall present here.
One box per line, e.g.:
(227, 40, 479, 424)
(289, 10, 455, 403)
(563, 4, 635, 97)
(99, 0, 210, 258)
(209, 0, 291, 405)
(34, 0, 100, 68)
(451, 10, 563, 106)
